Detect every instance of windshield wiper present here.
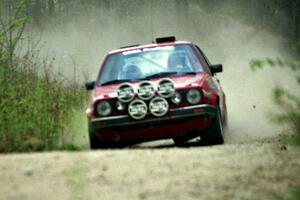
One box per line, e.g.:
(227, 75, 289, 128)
(144, 71, 178, 79)
(100, 79, 132, 86)
(179, 71, 197, 75)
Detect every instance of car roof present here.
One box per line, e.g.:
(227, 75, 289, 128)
(108, 40, 193, 55)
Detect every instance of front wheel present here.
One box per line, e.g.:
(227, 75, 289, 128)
(89, 134, 102, 149)
(201, 106, 224, 145)
(173, 138, 188, 146)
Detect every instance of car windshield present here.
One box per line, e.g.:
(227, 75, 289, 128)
(98, 44, 204, 85)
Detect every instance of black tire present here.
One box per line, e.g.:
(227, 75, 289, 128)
(88, 124, 100, 149)
(173, 138, 188, 146)
(89, 134, 101, 149)
(89, 133, 127, 149)
(173, 132, 200, 147)
(88, 125, 108, 149)
(222, 107, 228, 129)
(201, 106, 224, 145)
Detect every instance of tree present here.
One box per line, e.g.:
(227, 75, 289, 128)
(48, 0, 54, 17)
(0, 0, 31, 66)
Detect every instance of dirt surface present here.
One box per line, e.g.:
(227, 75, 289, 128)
(0, 140, 299, 200)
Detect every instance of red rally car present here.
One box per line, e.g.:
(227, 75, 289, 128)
(85, 36, 227, 148)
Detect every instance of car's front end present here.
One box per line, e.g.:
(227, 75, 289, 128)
(86, 37, 226, 148)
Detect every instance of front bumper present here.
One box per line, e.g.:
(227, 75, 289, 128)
(89, 104, 216, 142)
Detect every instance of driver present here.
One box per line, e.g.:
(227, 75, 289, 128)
(168, 52, 190, 73)
(124, 64, 143, 80)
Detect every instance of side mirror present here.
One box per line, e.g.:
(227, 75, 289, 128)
(85, 81, 95, 90)
(209, 64, 223, 74)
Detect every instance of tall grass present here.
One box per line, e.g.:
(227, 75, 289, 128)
(0, 1, 86, 152)
(250, 58, 300, 144)
(0, 54, 86, 152)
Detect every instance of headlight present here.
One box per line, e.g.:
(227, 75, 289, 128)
(117, 83, 135, 103)
(149, 97, 169, 117)
(96, 101, 112, 116)
(128, 99, 148, 120)
(187, 89, 201, 104)
(170, 92, 182, 104)
(137, 81, 155, 100)
(157, 78, 175, 98)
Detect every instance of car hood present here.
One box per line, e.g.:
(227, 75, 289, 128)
(93, 72, 209, 100)
(168, 73, 208, 89)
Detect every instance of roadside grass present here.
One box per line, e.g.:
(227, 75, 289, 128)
(0, 59, 87, 152)
(0, 0, 88, 152)
(277, 187, 300, 200)
(278, 133, 300, 147)
(57, 108, 90, 151)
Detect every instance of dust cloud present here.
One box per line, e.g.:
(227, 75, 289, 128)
(27, 0, 299, 144)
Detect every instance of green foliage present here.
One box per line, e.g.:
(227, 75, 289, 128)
(277, 187, 300, 200)
(278, 134, 300, 146)
(250, 57, 300, 144)
(0, 0, 86, 152)
(249, 59, 264, 70)
(296, 76, 300, 84)
(58, 143, 82, 151)
(250, 58, 300, 71)
(0, 60, 86, 152)
(8, 15, 30, 30)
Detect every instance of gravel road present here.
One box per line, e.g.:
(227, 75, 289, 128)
(0, 139, 299, 200)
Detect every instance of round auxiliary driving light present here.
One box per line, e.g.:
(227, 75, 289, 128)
(157, 78, 175, 98)
(149, 97, 169, 117)
(137, 81, 155, 100)
(117, 83, 135, 103)
(128, 99, 148, 120)
(170, 92, 182, 104)
(96, 101, 112, 116)
(187, 89, 201, 104)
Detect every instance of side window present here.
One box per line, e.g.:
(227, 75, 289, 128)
(193, 45, 212, 74)
(98, 55, 123, 84)
(195, 45, 211, 66)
